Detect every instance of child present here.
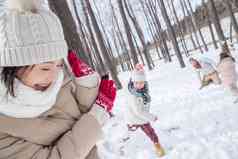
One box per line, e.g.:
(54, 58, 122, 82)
(0, 1, 116, 159)
(126, 64, 165, 157)
(189, 57, 221, 89)
(217, 44, 238, 103)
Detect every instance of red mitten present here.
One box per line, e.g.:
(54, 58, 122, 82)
(96, 79, 117, 112)
(68, 50, 117, 114)
(68, 50, 94, 77)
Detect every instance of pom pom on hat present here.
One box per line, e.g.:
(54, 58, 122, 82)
(0, 0, 68, 66)
(5, 0, 41, 13)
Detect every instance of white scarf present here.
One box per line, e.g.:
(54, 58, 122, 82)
(0, 70, 64, 118)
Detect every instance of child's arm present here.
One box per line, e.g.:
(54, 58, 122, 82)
(200, 57, 218, 72)
(200, 57, 217, 67)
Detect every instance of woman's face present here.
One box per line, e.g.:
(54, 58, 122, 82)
(17, 60, 63, 91)
(190, 60, 201, 69)
(134, 81, 145, 90)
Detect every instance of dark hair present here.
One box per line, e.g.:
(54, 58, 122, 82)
(220, 53, 235, 62)
(189, 57, 198, 63)
(189, 58, 194, 62)
(101, 73, 109, 80)
(1, 66, 25, 97)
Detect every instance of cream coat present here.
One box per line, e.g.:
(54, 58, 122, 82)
(0, 72, 104, 159)
(125, 91, 156, 125)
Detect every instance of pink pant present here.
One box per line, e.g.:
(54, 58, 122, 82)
(128, 123, 159, 143)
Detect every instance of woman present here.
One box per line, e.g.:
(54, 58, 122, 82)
(189, 57, 221, 89)
(217, 47, 238, 103)
(0, 0, 116, 158)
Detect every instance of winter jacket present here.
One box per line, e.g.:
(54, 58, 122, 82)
(0, 72, 103, 159)
(194, 57, 217, 82)
(125, 82, 156, 126)
(217, 57, 238, 87)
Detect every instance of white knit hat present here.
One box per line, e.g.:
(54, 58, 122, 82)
(131, 70, 146, 82)
(131, 64, 147, 82)
(0, 0, 68, 66)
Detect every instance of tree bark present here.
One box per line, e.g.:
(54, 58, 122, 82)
(72, 0, 95, 68)
(179, 0, 197, 50)
(181, 0, 203, 54)
(202, 0, 218, 49)
(84, 0, 122, 89)
(159, 0, 185, 68)
(187, 0, 208, 51)
(208, 0, 226, 42)
(124, 0, 154, 69)
(48, 0, 88, 63)
(117, 0, 139, 66)
(223, 0, 238, 41)
(168, 0, 189, 56)
(81, 0, 107, 74)
(146, 0, 171, 62)
(109, 0, 133, 69)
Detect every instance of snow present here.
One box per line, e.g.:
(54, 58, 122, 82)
(96, 42, 238, 158)
(67, 0, 238, 158)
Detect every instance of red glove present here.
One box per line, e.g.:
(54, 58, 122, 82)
(68, 50, 94, 77)
(68, 50, 117, 113)
(96, 79, 117, 112)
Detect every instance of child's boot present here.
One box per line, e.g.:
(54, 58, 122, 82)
(154, 143, 165, 157)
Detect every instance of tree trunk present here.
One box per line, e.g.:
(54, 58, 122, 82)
(179, 0, 197, 50)
(230, 20, 234, 43)
(111, 26, 125, 71)
(223, 0, 238, 41)
(124, 0, 154, 70)
(208, 0, 226, 42)
(109, 0, 133, 69)
(146, 0, 172, 62)
(202, 0, 218, 49)
(169, 0, 189, 56)
(182, 0, 204, 54)
(117, 0, 139, 66)
(81, 0, 107, 74)
(72, 0, 95, 69)
(91, 0, 115, 62)
(83, 0, 122, 89)
(159, 0, 185, 68)
(141, 3, 161, 60)
(187, 0, 208, 51)
(143, 1, 164, 60)
(48, 0, 88, 63)
(131, 30, 145, 65)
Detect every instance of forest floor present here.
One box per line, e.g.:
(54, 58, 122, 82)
(97, 42, 238, 159)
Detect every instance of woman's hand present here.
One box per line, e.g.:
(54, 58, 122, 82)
(68, 50, 94, 77)
(96, 79, 117, 113)
(68, 50, 117, 114)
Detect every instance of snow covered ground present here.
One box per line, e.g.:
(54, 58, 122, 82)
(97, 45, 238, 159)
